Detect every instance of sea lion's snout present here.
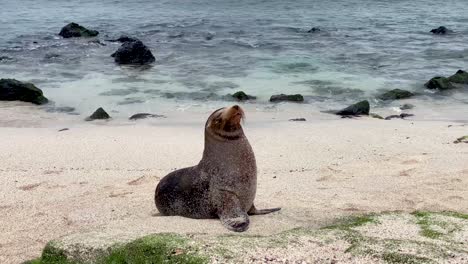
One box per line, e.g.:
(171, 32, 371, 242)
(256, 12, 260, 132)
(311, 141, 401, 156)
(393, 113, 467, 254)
(224, 105, 244, 125)
(207, 105, 245, 138)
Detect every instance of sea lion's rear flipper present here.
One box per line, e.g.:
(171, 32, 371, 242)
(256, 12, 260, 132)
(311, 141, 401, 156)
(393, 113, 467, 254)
(217, 190, 250, 232)
(248, 204, 281, 215)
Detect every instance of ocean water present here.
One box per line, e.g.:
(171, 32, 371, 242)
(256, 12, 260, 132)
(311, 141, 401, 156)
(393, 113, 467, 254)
(1, 0, 468, 120)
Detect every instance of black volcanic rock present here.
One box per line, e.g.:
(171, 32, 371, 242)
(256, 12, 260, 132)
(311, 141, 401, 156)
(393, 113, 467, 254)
(111, 40, 155, 65)
(85, 107, 110, 121)
(308, 27, 321, 33)
(424, 76, 455, 90)
(430, 26, 451, 35)
(270, 94, 304, 102)
(0, 79, 48, 105)
(59, 23, 99, 38)
(231, 91, 256, 101)
(377, 89, 415, 101)
(335, 100, 370, 116)
(129, 113, 166, 120)
(448, 70, 468, 84)
(384, 113, 414, 120)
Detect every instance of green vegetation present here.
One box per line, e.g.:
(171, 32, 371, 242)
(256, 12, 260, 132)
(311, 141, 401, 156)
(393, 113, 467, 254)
(412, 211, 444, 239)
(382, 252, 434, 264)
(441, 211, 468, 220)
(27, 234, 207, 264)
(323, 214, 376, 230)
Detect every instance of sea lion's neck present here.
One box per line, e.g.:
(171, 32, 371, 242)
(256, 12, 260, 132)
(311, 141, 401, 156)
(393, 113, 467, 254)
(199, 128, 253, 168)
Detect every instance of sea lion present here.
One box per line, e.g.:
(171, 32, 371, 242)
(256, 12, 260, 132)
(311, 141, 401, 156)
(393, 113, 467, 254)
(155, 105, 280, 232)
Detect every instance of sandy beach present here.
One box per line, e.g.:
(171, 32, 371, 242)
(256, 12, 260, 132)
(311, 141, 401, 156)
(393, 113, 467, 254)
(0, 106, 467, 263)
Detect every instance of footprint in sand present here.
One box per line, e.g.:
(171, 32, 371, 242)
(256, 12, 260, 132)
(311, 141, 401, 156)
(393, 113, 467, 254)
(127, 175, 160, 186)
(43, 170, 62, 175)
(109, 191, 133, 198)
(401, 159, 419, 165)
(399, 168, 416, 177)
(18, 182, 43, 191)
(447, 195, 463, 201)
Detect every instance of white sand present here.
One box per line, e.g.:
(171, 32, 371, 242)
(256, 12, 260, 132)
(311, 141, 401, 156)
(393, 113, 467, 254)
(0, 105, 467, 263)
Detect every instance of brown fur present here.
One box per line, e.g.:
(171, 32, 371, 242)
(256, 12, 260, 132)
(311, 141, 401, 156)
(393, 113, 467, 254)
(155, 105, 280, 232)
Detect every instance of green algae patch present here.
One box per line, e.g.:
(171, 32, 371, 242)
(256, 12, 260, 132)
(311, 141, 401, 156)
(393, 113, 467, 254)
(412, 211, 444, 239)
(28, 234, 207, 264)
(441, 211, 468, 220)
(323, 214, 376, 230)
(102, 234, 207, 264)
(382, 252, 434, 264)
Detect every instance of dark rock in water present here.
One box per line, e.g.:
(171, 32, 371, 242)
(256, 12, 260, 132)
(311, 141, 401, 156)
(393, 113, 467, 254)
(377, 89, 414, 101)
(289, 118, 306, 121)
(453, 135, 468, 144)
(385, 113, 414, 120)
(85, 107, 110, 121)
(370, 113, 384, 119)
(430, 26, 451, 35)
(270, 94, 304, 102)
(129, 113, 166, 120)
(114, 35, 139, 43)
(424, 76, 455, 90)
(111, 40, 155, 65)
(0, 56, 13, 61)
(204, 32, 214, 40)
(44, 53, 60, 60)
(46, 106, 76, 113)
(335, 100, 370, 116)
(0, 79, 48, 105)
(400, 104, 415, 110)
(117, 98, 144, 105)
(59, 22, 99, 38)
(308, 27, 321, 33)
(448, 70, 468, 84)
(231, 91, 256, 101)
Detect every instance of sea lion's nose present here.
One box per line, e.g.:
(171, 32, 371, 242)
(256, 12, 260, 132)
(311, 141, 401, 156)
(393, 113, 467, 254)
(232, 105, 239, 110)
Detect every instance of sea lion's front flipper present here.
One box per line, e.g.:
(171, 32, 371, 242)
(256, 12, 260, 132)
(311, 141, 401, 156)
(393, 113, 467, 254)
(248, 204, 281, 215)
(217, 190, 250, 232)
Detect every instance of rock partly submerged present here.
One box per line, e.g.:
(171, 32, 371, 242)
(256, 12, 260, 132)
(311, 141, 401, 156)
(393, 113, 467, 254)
(85, 107, 110, 121)
(384, 113, 414, 120)
(289, 118, 307, 121)
(129, 113, 166, 120)
(270, 94, 304, 103)
(111, 40, 155, 65)
(230, 91, 256, 101)
(307, 27, 321, 33)
(335, 100, 370, 116)
(424, 69, 468, 90)
(59, 22, 99, 38)
(424, 76, 456, 90)
(400, 103, 415, 110)
(0, 79, 48, 105)
(377, 89, 414, 101)
(448, 70, 468, 84)
(430, 26, 451, 35)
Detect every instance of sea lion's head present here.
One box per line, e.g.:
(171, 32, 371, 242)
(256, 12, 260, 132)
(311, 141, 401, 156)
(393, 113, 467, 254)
(205, 105, 245, 140)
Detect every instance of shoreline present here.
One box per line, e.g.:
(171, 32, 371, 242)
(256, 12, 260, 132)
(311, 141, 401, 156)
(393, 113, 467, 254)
(0, 109, 467, 263)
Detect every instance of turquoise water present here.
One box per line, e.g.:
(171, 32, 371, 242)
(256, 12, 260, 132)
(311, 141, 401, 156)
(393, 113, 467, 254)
(1, 0, 467, 119)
